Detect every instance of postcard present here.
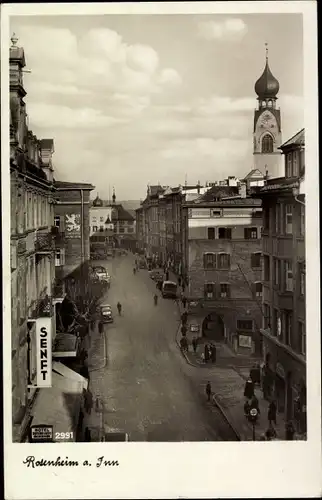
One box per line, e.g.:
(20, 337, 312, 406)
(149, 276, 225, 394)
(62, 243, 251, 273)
(1, 1, 321, 499)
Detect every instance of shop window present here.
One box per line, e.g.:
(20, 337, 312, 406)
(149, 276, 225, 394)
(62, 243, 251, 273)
(217, 253, 230, 269)
(299, 322, 306, 355)
(285, 261, 293, 292)
(218, 227, 232, 239)
(207, 227, 215, 240)
(251, 252, 261, 268)
(263, 255, 270, 281)
(237, 319, 253, 331)
(203, 252, 216, 269)
(204, 282, 215, 299)
(285, 204, 293, 234)
(244, 227, 258, 239)
(262, 134, 273, 153)
(220, 283, 230, 298)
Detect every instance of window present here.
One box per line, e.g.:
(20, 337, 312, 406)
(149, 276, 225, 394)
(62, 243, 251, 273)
(55, 249, 64, 267)
(274, 309, 281, 337)
(237, 319, 253, 331)
(292, 151, 298, 177)
(119, 227, 125, 233)
(244, 227, 258, 239)
(285, 204, 293, 234)
(254, 282, 262, 297)
(300, 205, 305, 236)
(92, 216, 97, 222)
(262, 134, 273, 153)
(127, 227, 134, 233)
(218, 227, 232, 239)
(92, 226, 98, 232)
(285, 261, 293, 291)
(275, 204, 280, 233)
(273, 258, 281, 288)
(251, 252, 261, 268)
(286, 153, 292, 177)
(263, 255, 270, 281)
(263, 208, 270, 231)
(217, 253, 230, 269)
(300, 264, 305, 295)
(263, 303, 271, 329)
(284, 311, 292, 345)
(204, 282, 215, 299)
(54, 216, 60, 228)
(211, 209, 222, 217)
(208, 227, 215, 240)
(220, 283, 230, 298)
(203, 253, 216, 269)
(299, 322, 306, 355)
(99, 226, 104, 231)
(100, 217, 104, 222)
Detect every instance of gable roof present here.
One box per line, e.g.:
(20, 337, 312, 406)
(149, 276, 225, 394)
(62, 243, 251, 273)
(54, 180, 95, 190)
(111, 204, 135, 221)
(243, 169, 265, 180)
(280, 128, 305, 149)
(198, 185, 239, 202)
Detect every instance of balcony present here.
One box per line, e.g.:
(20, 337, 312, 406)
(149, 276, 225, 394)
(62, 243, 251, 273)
(35, 232, 54, 253)
(28, 296, 53, 319)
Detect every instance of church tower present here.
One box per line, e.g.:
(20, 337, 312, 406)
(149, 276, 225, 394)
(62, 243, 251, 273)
(253, 45, 283, 179)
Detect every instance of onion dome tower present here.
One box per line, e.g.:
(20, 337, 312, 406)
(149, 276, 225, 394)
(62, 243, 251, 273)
(93, 193, 103, 207)
(253, 44, 283, 179)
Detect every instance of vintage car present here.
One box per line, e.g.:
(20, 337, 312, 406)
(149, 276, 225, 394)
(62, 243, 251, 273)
(99, 304, 114, 323)
(149, 270, 163, 281)
(93, 266, 111, 283)
(161, 280, 178, 299)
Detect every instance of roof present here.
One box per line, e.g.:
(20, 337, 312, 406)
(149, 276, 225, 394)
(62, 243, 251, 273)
(54, 180, 95, 190)
(254, 59, 280, 99)
(149, 185, 165, 197)
(243, 169, 265, 180)
(198, 185, 239, 202)
(39, 139, 54, 150)
(279, 128, 305, 149)
(111, 204, 135, 221)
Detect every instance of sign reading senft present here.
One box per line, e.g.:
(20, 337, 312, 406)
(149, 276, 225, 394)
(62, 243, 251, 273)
(36, 317, 52, 387)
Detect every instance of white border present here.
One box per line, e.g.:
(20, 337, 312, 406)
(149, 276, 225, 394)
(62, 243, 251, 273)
(1, 2, 321, 499)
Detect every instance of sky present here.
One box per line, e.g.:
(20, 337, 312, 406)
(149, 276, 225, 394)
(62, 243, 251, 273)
(10, 14, 304, 200)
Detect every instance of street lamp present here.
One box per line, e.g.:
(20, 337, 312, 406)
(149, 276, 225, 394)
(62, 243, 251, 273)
(249, 408, 258, 441)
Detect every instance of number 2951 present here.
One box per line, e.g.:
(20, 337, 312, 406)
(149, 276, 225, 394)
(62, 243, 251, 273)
(55, 432, 74, 441)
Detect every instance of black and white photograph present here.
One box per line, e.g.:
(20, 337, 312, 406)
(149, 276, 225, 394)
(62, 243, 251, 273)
(2, 1, 321, 499)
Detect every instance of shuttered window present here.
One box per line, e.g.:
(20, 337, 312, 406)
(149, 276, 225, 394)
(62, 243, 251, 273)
(203, 253, 216, 269)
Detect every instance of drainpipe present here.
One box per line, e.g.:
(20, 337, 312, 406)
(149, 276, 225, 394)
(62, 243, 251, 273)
(80, 189, 84, 263)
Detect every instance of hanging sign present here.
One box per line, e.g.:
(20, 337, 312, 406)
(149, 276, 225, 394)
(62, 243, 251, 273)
(36, 317, 52, 387)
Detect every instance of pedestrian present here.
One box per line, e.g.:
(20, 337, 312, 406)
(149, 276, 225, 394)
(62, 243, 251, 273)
(250, 394, 260, 415)
(166, 271, 169, 281)
(268, 400, 277, 426)
(98, 320, 103, 334)
(133, 267, 136, 275)
(192, 336, 198, 354)
(80, 364, 90, 381)
(204, 344, 210, 363)
(181, 324, 187, 336)
(154, 294, 158, 306)
(285, 421, 295, 440)
(182, 283, 186, 293)
(244, 399, 251, 418)
(244, 378, 255, 399)
(182, 296, 187, 309)
(211, 344, 217, 363)
(206, 381, 212, 402)
(117, 302, 122, 315)
(181, 311, 188, 324)
(249, 365, 258, 385)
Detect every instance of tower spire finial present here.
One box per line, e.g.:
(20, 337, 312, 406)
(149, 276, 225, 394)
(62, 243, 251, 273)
(265, 42, 268, 61)
(11, 33, 18, 47)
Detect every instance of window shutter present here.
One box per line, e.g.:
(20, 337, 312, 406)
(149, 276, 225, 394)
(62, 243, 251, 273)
(213, 253, 217, 269)
(227, 254, 231, 268)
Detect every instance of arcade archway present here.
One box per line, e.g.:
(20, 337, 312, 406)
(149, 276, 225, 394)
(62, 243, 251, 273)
(202, 313, 225, 342)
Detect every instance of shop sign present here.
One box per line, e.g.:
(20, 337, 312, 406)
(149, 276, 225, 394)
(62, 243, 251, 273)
(30, 424, 53, 443)
(65, 213, 81, 239)
(36, 317, 52, 387)
(238, 335, 252, 348)
(190, 324, 200, 333)
(275, 362, 285, 379)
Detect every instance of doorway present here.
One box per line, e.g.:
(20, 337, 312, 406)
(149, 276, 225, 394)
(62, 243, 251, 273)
(202, 313, 225, 341)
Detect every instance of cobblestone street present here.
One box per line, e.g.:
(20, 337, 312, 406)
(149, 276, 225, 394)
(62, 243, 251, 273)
(85, 254, 238, 441)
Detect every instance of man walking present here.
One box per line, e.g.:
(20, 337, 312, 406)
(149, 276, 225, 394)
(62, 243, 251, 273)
(268, 400, 277, 426)
(206, 381, 212, 402)
(192, 336, 198, 354)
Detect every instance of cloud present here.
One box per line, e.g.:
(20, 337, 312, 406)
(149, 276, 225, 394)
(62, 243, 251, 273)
(198, 18, 248, 42)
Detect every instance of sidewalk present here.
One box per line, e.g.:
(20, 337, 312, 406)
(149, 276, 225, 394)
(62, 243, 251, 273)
(175, 301, 305, 441)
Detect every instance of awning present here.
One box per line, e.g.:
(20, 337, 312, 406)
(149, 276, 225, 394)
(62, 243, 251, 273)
(53, 361, 88, 390)
(53, 333, 80, 358)
(30, 371, 84, 440)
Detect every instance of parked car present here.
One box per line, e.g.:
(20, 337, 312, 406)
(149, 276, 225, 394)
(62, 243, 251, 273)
(161, 281, 178, 299)
(138, 259, 147, 269)
(93, 266, 111, 283)
(99, 304, 114, 323)
(149, 270, 163, 281)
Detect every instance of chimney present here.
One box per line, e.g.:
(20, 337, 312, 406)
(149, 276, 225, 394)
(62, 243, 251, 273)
(197, 180, 200, 194)
(239, 182, 247, 198)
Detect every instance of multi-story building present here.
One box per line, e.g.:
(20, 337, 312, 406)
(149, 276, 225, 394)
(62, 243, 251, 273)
(257, 128, 306, 432)
(10, 35, 56, 442)
(53, 180, 95, 306)
(181, 182, 263, 355)
(89, 194, 114, 235)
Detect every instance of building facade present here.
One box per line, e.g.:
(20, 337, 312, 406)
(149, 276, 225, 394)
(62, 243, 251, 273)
(89, 194, 113, 235)
(258, 129, 306, 432)
(181, 184, 263, 355)
(10, 35, 57, 442)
